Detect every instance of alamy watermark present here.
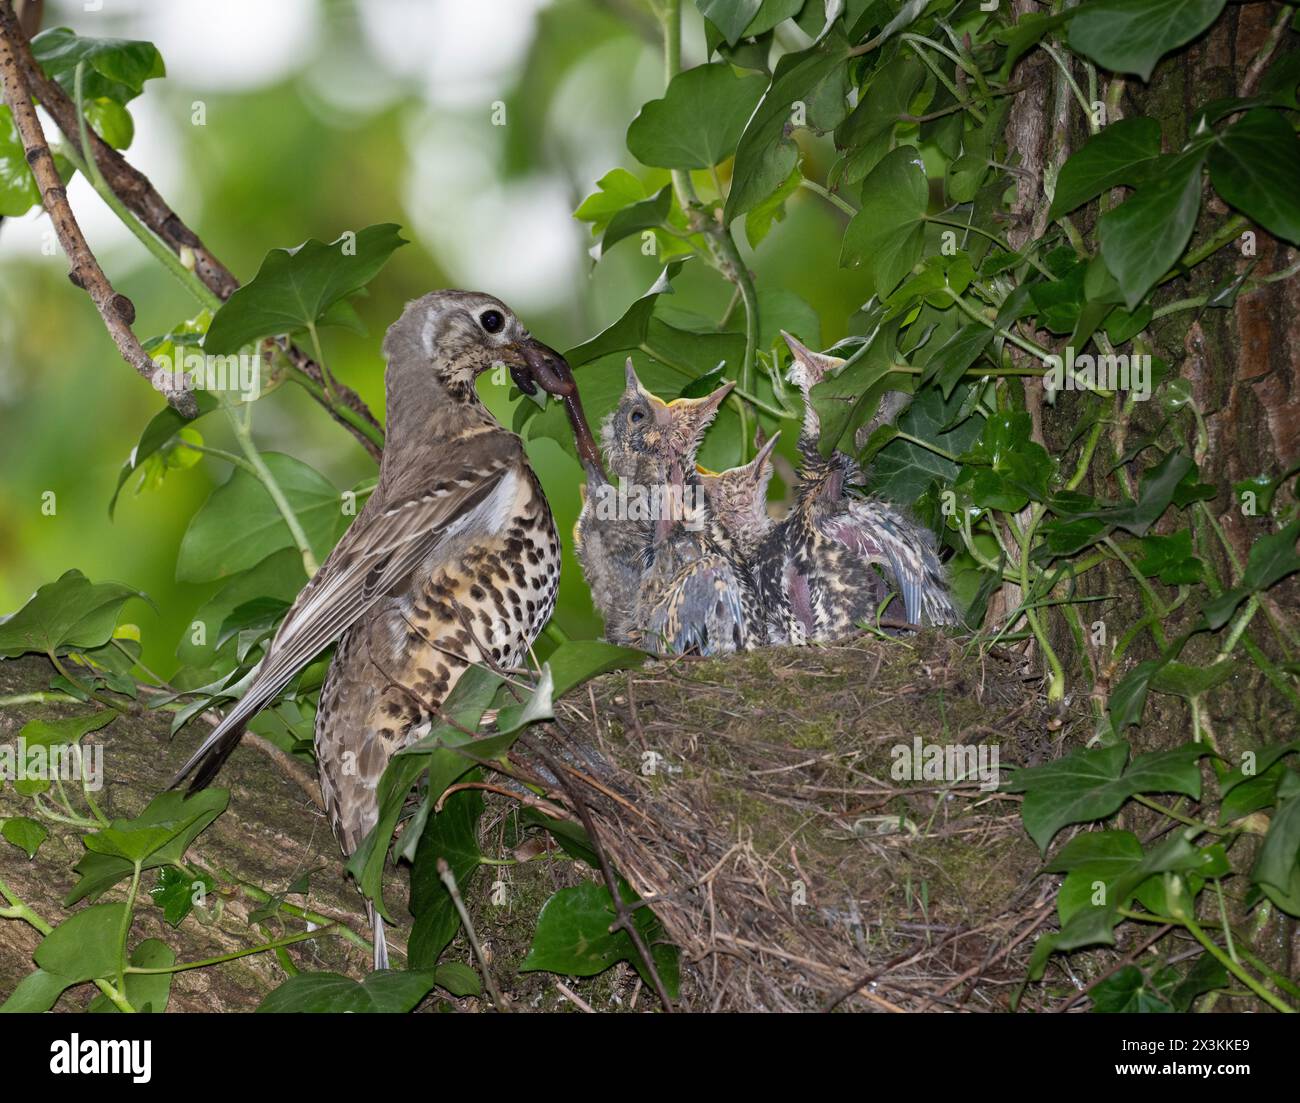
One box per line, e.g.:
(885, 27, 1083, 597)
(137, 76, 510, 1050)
(1043, 347, 1152, 401)
(590, 478, 708, 532)
(890, 737, 1001, 792)
(151, 350, 262, 403)
(0, 738, 104, 791)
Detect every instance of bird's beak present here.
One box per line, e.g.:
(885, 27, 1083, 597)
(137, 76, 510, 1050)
(751, 430, 780, 474)
(509, 337, 602, 472)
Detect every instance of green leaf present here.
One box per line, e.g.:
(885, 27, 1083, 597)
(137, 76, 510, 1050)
(0, 570, 142, 659)
(1090, 965, 1174, 1013)
(833, 54, 925, 186)
(66, 789, 228, 905)
(1003, 742, 1210, 851)
(2, 817, 48, 859)
(89, 940, 175, 1013)
(744, 162, 803, 247)
(1252, 777, 1300, 895)
(872, 385, 982, 504)
(1202, 518, 1300, 628)
(1208, 109, 1300, 244)
(698, 0, 764, 45)
(1108, 658, 1162, 730)
(726, 31, 851, 221)
(32, 27, 165, 104)
(575, 169, 645, 231)
(1067, 0, 1228, 82)
(628, 63, 767, 169)
(1149, 659, 1234, 699)
(956, 411, 1056, 510)
(841, 146, 928, 295)
(434, 962, 482, 998)
(177, 453, 342, 583)
(84, 97, 135, 150)
(407, 787, 485, 969)
(0, 106, 42, 217)
(923, 324, 993, 399)
(149, 866, 213, 927)
(1135, 529, 1203, 584)
(0, 969, 70, 1013)
(544, 641, 647, 697)
(1050, 117, 1162, 218)
(600, 185, 673, 253)
(565, 262, 686, 369)
(256, 970, 438, 1013)
(1099, 150, 1205, 310)
(1169, 953, 1228, 1011)
(205, 224, 408, 355)
(34, 903, 128, 984)
(109, 390, 218, 517)
(522, 881, 680, 997)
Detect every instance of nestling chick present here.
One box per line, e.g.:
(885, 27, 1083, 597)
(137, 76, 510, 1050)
(772, 333, 959, 636)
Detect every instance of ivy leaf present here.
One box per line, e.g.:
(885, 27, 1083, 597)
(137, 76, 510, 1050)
(0, 570, 142, 660)
(34, 903, 128, 984)
(697, 0, 764, 45)
(1252, 775, 1300, 895)
(544, 640, 647, 697)
(0, 969, 71, 1013)
(726, 31, 851, 221)
(1202, 517, 1300, 629)
(1067, 0, 1228, 82)
(744, 162, 803, 247)
(1099, 150, 1206, 310)
(32, 27, 165, 105)
(872, 385, 982, 504)
(565, 262, 686, 369)
(205, 224, 408, 355)
(149, 866, 214, 927)
(1149, 659, 1235, 699)
(522, 881, 680, 997)
(1003, 742, 1211, 851)
(2, 817, 48, 859)
(574, 169, 646, 236)
(841, 145, 928, 295)
(1108, 658, 1163, 730)
(1050, 117, 1162, 219)
(257, 970, 438, 1013)
(177, 453, 343, 583)
(1208, 109, 1300, 245)
(833, 54, 925, 186)
(109, 391, 219, 517)
(1136, 529, 1203, 584)
(600, 185, 673, 254)
(408, 787, 485, 969)
(1089, 965, 1174, 1013)
(66, 790, 228, 905)
(956, 411, 1055, 511)
(628, 63, 767, 169)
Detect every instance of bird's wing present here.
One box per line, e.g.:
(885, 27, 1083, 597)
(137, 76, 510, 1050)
(172, 457, 520, 790)
(643, 551, 748, 656)
(822, 499, 956, 626)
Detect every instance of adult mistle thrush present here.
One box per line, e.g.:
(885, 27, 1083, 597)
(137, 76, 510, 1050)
(172, 290, 593, 969)
(575, 360, 759, 654)
(756, 334, 958, 641)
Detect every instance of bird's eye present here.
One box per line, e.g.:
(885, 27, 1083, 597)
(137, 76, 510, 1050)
(479, 309, 505, 334)
(629, 408, 646, 425)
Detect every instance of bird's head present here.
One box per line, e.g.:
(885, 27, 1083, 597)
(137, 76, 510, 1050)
(384, 290, 598, 463)
(698, 432, 780, 552)
(602, 359, 733, 483)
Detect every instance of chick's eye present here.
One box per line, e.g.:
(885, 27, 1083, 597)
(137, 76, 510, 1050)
(629, 408, 646, 425)
(479, 309, 505, 334)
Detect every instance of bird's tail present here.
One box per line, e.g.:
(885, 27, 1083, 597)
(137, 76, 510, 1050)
(367, 901, 390, 971)
(168, 671, 284, 791)
(857, 501, 958, 627)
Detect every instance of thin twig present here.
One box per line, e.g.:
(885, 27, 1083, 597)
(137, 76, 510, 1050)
(0, 9, 194, 414)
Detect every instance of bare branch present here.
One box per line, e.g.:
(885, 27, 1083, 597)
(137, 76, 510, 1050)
(0, 7, 195, 416)
(0, 2, 384, 458)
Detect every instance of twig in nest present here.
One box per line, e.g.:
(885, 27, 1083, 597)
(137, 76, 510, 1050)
(533, 744, 675, 1013)
(437, 857, 509, 1013)
(0, 11, 194, 415)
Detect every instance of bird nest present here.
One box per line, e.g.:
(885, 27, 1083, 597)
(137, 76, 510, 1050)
(488, 631, 1076, 1012)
